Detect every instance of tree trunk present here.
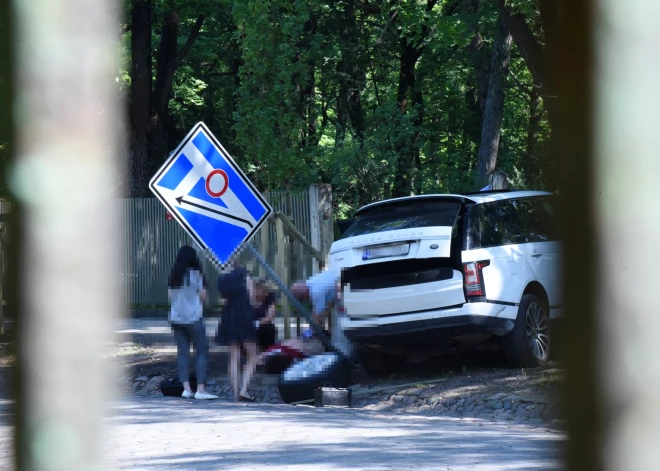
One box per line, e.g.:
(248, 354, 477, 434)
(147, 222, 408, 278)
(462, 0, 489, 117)
(496, 0, 558, 130)
(295, 15, 318, 152)
(148, 12, 204, 191)
(305, 65, 318, 146)
(336, 0, 366, 147)
(526, 87, 541, 171)
(149, 11, 180, 177)
(391, 0, 442, 198)
(336, 0, 369, 204)
(391, 38, 422, 198)
(411, 77, 425, 196)
(474, 14, 512, 188)
(459, 0, 489, 150)
(129, 0, 152, 197)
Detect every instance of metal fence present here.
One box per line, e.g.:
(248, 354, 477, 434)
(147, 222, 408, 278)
(119, 190, 317, 307)
(266, 190, 312, 242)
(0, 192, 322, 312)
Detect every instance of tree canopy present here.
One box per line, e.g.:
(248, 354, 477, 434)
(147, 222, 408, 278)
(122, 0, 555, 219)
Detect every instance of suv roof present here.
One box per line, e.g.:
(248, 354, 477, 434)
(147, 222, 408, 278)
(354, 191, 553, 216)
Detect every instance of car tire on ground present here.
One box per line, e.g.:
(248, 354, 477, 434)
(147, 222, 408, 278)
(502, 294, 551, 368)
(278, 352, 352, 404)
(357, 347, 405, 376)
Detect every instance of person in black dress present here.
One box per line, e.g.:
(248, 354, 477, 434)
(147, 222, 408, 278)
(252, 278, 278, 350)
(216, 264, 258, 402)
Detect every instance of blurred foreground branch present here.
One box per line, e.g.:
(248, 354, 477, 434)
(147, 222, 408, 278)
(561, 0, 660, 470)
(12, 0, 122, 469)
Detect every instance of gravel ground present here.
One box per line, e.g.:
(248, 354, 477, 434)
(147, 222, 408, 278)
(114, 342, 564, 428)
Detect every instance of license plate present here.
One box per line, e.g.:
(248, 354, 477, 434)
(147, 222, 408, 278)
(362, 243, 410, 260)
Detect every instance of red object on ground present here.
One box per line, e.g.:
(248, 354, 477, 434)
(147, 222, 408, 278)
(263, 344, 306, 359)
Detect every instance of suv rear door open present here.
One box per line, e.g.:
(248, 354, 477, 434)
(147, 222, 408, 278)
(331, 197, 467, 317)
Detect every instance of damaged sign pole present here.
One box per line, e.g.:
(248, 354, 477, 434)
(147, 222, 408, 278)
(244, 242, 349, 363)
(148, 120, 349, 363)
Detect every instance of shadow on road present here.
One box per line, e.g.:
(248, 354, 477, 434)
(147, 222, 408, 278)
(105, 398, 564, 471)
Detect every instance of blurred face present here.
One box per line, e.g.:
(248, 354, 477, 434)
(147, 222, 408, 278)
(291, 282, 310, 301)
(255, 282, 269, 301)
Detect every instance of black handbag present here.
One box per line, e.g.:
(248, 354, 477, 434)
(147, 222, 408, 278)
(160, 375, 197, 397)
(314, 386, 352, 408)
(258, 322, 277, 350)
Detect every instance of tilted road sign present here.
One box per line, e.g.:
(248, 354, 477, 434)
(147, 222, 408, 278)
(149, 122, 272, 266)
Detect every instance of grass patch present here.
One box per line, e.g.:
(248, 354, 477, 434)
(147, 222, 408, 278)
(108, 342, 155, 357)
(531, 372, 563, 387)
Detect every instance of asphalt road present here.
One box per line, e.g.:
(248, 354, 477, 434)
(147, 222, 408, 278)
(103, 397, 564, 470)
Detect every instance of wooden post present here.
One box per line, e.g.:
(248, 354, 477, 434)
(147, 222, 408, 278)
(275, 216, 290, 339)
(308, 184, 321, 252)
(318, 183, 333, 267)
(259, 191, 270, 278)
(295, 241, 304, 337)
(261, 223, 270, 271)
(12, 0, 121, 469)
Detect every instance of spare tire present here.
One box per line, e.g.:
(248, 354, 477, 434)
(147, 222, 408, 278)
(278, 352, 351, 404)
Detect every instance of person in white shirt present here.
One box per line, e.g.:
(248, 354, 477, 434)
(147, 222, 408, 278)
(291, 267, 341, 327)
(167, 245, 218, 400)
(290, 267, 353, 359)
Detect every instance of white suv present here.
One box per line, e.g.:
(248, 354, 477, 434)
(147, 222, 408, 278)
(331, 191, 561, 373)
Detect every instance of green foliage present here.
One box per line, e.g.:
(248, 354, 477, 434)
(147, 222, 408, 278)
(123, 0, 553, 216)
(232, 0, 324, 190)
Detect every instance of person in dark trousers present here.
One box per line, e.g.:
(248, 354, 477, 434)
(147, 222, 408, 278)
(252, 278, 278, 350)
(167, 245, 218, 400)
(216, 263, 259, 402)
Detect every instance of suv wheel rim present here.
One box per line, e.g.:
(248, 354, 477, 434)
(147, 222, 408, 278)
(525, 302, 550, 361)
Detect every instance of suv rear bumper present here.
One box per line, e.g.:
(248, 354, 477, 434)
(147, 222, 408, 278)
(341, 302, 518, 345)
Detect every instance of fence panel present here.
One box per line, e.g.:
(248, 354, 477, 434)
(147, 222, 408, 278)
(0, 191, 321, 312)
(119, 189, 316, 307)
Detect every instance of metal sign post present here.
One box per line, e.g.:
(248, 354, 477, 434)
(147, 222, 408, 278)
(149, 122, 349, 363)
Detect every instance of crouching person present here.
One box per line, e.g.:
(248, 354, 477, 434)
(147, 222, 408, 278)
(252, 278, 278, 351)
(291, 267, 353, 359)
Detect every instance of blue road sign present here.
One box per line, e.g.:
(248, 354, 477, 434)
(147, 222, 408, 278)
(149, 122, 272, 266)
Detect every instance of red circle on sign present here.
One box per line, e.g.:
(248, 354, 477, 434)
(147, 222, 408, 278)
(205, 169, 229, 198)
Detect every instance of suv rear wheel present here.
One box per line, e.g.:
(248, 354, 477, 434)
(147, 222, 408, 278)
(502, 294, 551, 367)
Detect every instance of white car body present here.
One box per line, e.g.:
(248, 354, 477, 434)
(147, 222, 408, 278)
(330, 191, 561, 354)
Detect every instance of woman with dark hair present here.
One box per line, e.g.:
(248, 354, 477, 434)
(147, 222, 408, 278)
(216, 263, 259, 402)
(168, 245, 217, 400)
(252, 278, 278, 350)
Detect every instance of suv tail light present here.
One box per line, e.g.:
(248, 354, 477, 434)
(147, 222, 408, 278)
(463, 261, 490, 296)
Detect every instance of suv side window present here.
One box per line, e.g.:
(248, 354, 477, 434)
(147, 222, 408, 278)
(478, 199, 527, 247)
(468, 196, 558, 249)
(523, 197, 558, 242)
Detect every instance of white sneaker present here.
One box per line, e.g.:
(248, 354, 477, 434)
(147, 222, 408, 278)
(195, 392, 219, 400)
(182, 390, 195, 399)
